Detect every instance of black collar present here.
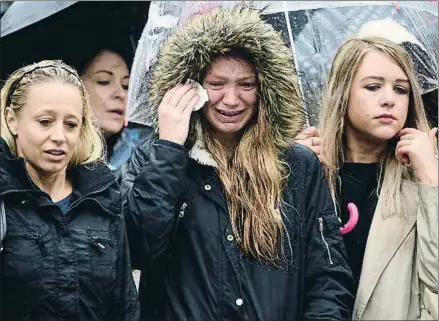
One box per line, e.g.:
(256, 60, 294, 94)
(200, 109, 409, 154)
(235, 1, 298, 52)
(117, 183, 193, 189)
(0, 138, 119, 216)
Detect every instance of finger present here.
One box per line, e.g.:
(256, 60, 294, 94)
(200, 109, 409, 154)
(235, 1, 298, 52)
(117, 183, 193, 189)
(396, 145, 411, 160)
(428, 127, 438, 141)
(303, 126, 320, 137)
(295, 132, 309, 140)
(176, 88, 198, 114)
(310, 145, 321, 156)
(397, 127, 420, 137)
(310, 137, 321, 146)
(182, 94, 199, 118)
(399, 134, 416, 141)
(162, 84, 184, 106)
(396, 140, 411, 149)
(169, 84, 195, 107)
(395, 148, 410, 165)
(295, 139, 313, 149)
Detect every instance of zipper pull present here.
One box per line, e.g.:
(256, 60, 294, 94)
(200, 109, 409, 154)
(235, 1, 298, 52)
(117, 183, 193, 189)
(92, 239, 106, 254)
(179, 202, 187, 218)
(318, 217, 324, 231)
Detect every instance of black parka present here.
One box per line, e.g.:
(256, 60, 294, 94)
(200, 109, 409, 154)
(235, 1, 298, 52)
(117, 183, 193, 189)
(122, 6, 355, 321)
(0, 138, 140, 321)
(122, 140, 355, 321)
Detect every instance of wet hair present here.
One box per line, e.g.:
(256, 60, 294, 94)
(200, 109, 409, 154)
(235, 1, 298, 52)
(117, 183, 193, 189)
(201, 49, 291, 265)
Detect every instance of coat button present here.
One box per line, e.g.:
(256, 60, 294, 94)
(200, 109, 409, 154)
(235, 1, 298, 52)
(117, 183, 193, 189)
(236, 298, 244, 306)
(227, 234, 234, 241)
(204, 184, 211, 191)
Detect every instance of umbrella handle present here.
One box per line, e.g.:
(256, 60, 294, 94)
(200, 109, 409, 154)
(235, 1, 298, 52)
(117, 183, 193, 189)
(340, 203, 359, 235)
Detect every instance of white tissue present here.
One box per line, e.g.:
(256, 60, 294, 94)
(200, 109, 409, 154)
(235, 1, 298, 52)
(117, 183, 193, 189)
(185, 79, 209, 111)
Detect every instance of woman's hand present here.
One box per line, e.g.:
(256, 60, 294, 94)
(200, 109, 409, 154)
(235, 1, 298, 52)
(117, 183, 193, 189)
(396, 127, 438, 185)
(295, 126, 324, 163)
(158, 84, 199, 145)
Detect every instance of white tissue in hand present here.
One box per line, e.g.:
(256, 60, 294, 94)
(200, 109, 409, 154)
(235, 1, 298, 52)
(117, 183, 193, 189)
(185, 79, 209, 111)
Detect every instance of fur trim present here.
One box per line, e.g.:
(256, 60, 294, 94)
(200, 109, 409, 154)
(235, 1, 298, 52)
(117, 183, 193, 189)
(147, 6, 305, 151)
(188, 120, 218, 168)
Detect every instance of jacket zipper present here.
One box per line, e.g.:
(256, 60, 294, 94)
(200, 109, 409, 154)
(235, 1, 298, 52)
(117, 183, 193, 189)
(170, 202, 187, 242)
(318, 217, 334, 265)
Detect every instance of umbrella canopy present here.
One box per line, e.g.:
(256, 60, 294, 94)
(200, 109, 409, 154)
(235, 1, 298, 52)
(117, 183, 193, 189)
(1, 1, 77, 37)
(0, 1, 150, 82)
(127, 1, 438, 127)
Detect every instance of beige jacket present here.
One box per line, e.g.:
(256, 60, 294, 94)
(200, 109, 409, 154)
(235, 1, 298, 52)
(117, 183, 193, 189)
(353, 181, 438, 320)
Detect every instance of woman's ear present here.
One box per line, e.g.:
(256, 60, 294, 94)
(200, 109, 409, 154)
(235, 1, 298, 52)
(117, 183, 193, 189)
(5, 107, 18, 136)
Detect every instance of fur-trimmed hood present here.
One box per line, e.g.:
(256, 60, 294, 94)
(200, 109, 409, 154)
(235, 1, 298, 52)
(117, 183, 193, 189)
(147, 6, 304, 165)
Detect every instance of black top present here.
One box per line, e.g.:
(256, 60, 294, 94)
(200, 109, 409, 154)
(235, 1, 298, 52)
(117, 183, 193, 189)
(337, 162, 380, 291)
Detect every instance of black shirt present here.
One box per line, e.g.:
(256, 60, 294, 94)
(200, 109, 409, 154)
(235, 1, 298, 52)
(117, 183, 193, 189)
(337, 162, 380, 290)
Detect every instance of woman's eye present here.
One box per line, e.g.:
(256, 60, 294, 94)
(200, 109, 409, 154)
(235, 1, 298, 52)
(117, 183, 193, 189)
(395, 86, 408, 95)
(365, 85, 380, 91)
(240, 82, 256, 90)
(97, 80, 110, 86)
(65, 122, 78, 129)
(122, 84, 129, 90)
(207, 82, 224, 88)
(38, 119, 51, 126)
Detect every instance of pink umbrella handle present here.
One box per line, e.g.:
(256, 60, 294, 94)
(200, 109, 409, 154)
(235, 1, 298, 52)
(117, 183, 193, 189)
(340, 203, 359, 235)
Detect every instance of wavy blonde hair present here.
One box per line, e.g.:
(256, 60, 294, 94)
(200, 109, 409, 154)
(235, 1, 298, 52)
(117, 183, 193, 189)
(1, 60, 104, 166)
(319, 37, 432, 218)
(201, 54, 291, 265)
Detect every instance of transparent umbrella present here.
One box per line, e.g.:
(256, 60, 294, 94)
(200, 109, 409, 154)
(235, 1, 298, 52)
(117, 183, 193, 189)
(127, 1, 438, 127)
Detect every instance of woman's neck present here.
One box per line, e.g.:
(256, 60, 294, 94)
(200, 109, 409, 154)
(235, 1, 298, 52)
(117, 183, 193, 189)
(345, 129, 385, 163)
(26, 164, 72, 202)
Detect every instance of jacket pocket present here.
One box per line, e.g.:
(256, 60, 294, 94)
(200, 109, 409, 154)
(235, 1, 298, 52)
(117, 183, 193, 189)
(317, 211, 344, 267)
(3, 225, 48, 281)
(87, 229, 116, 288)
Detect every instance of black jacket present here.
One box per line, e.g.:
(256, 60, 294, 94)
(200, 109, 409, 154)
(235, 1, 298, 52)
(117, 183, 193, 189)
(122, 139, 355, 321)
(0, 138, 139, 321)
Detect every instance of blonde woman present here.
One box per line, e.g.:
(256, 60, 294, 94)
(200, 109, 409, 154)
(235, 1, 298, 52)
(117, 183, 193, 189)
(122, 7, 355, 321)
(318, 37, 438, 320)
(0, 60, 139, 320)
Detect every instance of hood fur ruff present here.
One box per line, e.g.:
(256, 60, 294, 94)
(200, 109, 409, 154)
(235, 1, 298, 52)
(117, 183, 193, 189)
(147, 6, 304, 167)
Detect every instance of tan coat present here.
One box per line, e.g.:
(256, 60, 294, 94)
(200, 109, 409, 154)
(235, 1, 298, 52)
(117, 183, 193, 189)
(353, 181, 438, 320)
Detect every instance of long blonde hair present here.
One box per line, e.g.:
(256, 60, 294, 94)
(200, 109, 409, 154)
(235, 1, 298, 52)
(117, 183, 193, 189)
(320, 36, 432, 217)
(201, 54, 290, 264)
(1, 60, 104, 166)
